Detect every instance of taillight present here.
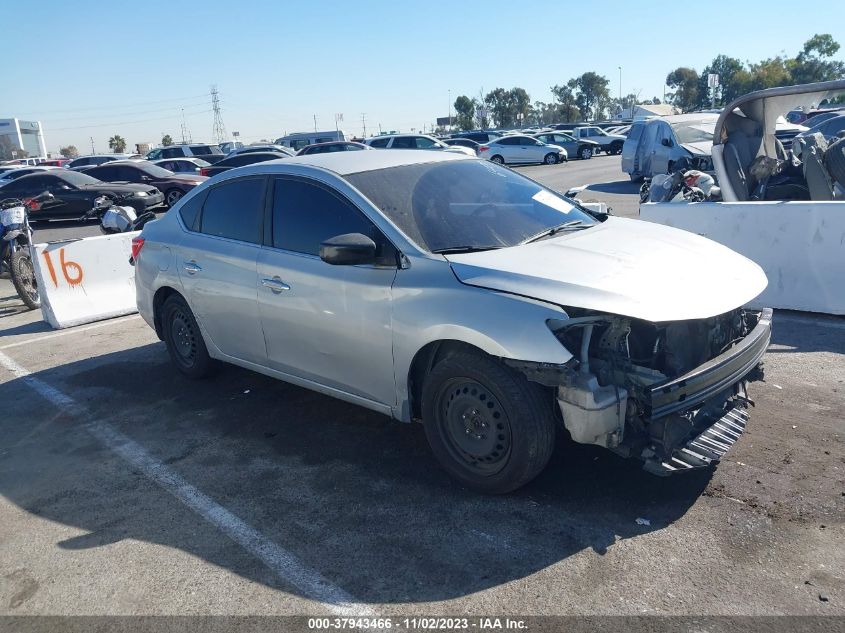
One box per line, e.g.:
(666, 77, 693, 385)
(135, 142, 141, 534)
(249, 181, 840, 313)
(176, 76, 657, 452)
(200, 168, 210, 177)
(479, 145, 489, 152)
(131, 237, 145, 261)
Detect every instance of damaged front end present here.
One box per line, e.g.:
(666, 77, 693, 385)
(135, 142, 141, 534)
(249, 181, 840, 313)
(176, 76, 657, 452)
(513, 307, 772, 475)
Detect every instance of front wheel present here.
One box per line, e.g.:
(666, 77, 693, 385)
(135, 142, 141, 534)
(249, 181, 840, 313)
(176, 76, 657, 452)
(543, 153, 558, 165)
(165, 189, 184, 207)
(10, 249, 40, 310)
(421, 350, 556, 494)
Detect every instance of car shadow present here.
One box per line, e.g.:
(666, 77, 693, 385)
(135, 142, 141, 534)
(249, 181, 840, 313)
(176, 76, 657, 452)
(766, 311, 845, 354)
(585, 180, 640, 195)
(1, 342, 712, 605)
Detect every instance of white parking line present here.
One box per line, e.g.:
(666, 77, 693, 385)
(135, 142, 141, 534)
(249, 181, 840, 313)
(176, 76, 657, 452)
(0, 315, 142, 350)
(0, 349, 372, 616)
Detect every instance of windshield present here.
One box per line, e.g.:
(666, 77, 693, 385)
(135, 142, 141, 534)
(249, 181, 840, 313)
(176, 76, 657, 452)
(345, 160, 596, 253)
(58, 170, 100, 186)
(671, 121, 715, 144)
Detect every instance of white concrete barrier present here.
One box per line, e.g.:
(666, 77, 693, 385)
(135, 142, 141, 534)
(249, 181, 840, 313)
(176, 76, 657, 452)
(639, 201, 845, 315)
(32, 231, 140, 329)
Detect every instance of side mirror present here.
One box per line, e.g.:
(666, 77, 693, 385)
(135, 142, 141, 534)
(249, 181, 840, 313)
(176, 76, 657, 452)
(661, 138, 673, 147)
(319, 233, 376, 266)
(34, 191, 55, 203)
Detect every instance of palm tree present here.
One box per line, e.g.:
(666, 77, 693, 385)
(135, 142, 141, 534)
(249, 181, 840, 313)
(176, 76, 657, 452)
(108, 135, 127, 153)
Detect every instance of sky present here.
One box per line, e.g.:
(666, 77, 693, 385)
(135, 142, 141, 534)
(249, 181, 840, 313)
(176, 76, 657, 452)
(5, 0, 845, 155)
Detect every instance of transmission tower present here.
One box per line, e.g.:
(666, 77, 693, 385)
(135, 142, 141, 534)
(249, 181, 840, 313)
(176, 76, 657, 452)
(210, 85, 228, 143)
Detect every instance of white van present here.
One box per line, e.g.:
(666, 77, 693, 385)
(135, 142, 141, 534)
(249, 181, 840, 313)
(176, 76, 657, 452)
(274, 130, 349, 152)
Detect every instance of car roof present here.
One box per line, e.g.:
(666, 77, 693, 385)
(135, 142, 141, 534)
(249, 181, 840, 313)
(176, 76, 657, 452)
(242, 149, 471, 176)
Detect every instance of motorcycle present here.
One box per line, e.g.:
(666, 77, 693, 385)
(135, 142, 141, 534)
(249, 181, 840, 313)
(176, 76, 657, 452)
(642, 157, 722, 204)
(0, 192, 51, 310)
(78, 195, 157, 234)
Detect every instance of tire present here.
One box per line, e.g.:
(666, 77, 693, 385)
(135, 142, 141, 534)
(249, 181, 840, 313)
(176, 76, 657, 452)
(579, 146, 593, 160)
(543, 152, 558, 165)
(490, 155, 505, 165)
(10, 249, 40, 310)
(610, 141, 623, 155)
(161, 294, 215, 379)
(165, 189, 184, 207)
(421, 350, 556, 494)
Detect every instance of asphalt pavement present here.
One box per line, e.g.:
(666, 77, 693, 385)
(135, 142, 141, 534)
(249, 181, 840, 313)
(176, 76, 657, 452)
(0, 154, 843, 622)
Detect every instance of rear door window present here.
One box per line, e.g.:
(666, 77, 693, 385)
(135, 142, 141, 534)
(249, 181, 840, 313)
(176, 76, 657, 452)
(198, 177, 265, 243)
(161, 147, 183, 158)
(390, 137, 413, 149)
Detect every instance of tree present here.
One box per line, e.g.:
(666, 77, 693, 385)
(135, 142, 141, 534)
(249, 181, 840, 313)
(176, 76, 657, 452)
(161, 134, 174, 147)
(747, 57, 791, 92)
(0, 136, 15, 161)
(59, 145, 79, 159)
(789, 34, 845, 84)
(570, 72, 611, 120)
(108, 135, 127, 153)
(510, 87, 531, 127)
(484, 88, 514, 128)
(551, 81, 578, 122)
(665, 67, 700, 113)
(453, 95, 477, 130)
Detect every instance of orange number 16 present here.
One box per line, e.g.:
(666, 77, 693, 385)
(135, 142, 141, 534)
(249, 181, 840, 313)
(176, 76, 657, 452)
(42, 248, 84, 287)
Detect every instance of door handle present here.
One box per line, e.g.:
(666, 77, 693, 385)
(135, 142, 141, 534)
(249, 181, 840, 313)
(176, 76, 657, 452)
(262, 277, 290, 294)
(183, 261, 202, 274)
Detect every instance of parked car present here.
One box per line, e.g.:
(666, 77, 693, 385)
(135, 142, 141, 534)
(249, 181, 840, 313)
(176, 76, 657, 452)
(621, 114, 719, 181)
(568, 126, 627, 155)
(86, 160, 206, 207)
(41, 158, 71, 167)
(218, 141, 244, 154)
(478, 135, 567, 165)
(226, 144, 294, 157)
(152, 158, 211, 175)
(442, 138, 481, 154)
(146, 144, 226, 164)
(533, 132, 599, 160)
(297, 141, 370, 156)
(135, 149, 770, 493)
(275, 130, 349, 152)
(0, 169, 163, 218)
(198, 152, 287, 177)
(67, 154, 137, 171)
(450, 131, 502, 144)
(796, 114, 845, 142)
(0, 165, 59, 185)
(365, 134, 475, 156)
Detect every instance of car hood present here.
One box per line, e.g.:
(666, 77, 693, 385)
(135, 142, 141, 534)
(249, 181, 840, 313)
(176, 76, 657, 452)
(444, 216, 767, 322)
(680, 141, 712, 156)
(162, 174, 207, 184)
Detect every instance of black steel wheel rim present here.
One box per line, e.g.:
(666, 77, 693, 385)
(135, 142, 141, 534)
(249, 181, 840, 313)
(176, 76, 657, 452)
(170, 309, 196, 366)
(435, 378, 512, 475)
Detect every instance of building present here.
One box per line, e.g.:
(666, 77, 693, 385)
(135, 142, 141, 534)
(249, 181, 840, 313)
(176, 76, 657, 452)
(617, 104, 678, 121)
(0, 118, 48, 159)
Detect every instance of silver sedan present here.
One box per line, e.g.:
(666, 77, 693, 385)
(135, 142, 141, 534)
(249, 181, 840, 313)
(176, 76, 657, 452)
(477, 135, 567, 165)
(135, 151, 770, 492)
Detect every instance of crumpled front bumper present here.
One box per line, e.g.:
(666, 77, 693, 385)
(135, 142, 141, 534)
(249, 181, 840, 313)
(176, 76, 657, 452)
(642, 308, 772, 475)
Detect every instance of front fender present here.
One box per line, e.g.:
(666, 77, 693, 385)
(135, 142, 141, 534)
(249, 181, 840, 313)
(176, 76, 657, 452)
(392, 257, 573, 421)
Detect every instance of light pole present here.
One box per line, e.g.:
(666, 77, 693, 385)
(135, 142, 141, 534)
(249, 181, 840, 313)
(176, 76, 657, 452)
(618, 66, 622, 117)
(448, 89, 451, 132)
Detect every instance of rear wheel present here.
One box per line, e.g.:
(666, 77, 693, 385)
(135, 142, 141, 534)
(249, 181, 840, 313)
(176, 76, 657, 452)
(610, 141, 623, 155)
(10, 250, 40, 310)
(579, 146, 593, 160)
(421, 350, 556, 494)
(543, 152, 558, 165)
(490, 155, 505, 165)
(161, 294, 215, 379)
